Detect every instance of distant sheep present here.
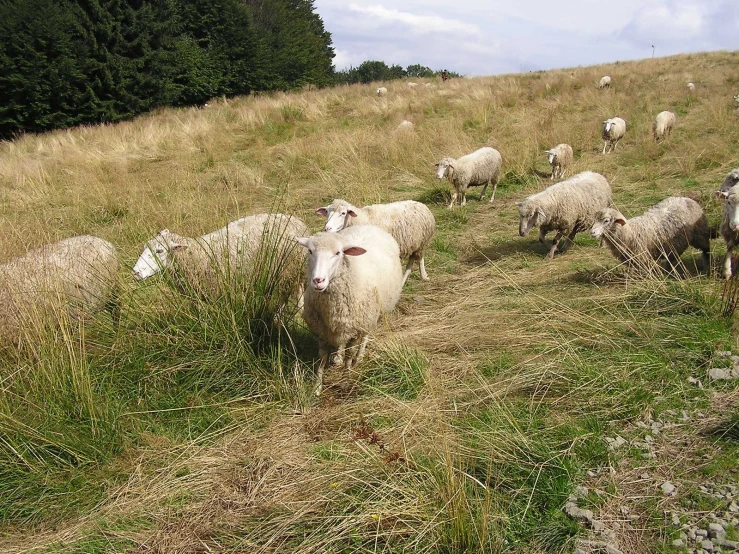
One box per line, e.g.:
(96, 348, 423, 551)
(545, 143, 573, 180)
(590, 197, 710, 271)
(0, 236, 120, 347)
(598, 76, 612, 89)
(376, 87, 387, 96)
(436, 146, 503, 208)
(601, 117, 626, 154)
(133, 214, 308, 300)
(316, 199, 435, 284)
(396, 120, 414, 131)
(653, 111, 676, 142)
(687, 82, 696, 92)
(407, 82, 418, 88)
(716, 168, 739, 279)
(516, 171, 612, 258)
(296, 225, 403, 396)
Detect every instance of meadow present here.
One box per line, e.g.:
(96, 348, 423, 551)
(1, 50, 739, 553)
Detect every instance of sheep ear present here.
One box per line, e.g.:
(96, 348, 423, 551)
(515, 201, 522, 207)
(294, 237, 311, 248)
(315, 207, 328, 216)
(536, 208, 546, 219)
(717, 190, 729, 200)
(343, 246, 366, 256)
(347, 209, 358, 218)
(614, 218, 626, 226)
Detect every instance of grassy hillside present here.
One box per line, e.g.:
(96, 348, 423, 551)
(1, 50, 739, 554)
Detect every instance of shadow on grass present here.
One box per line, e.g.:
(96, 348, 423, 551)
(463, 237, 549, 265)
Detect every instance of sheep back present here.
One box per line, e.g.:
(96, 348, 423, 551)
(444, 147, 502, 192)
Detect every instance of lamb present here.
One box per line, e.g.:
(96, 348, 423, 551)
(0, 235, 120, 347)
(516, 171, 612, 259)
(376, 87, 387, 96)
(545, 143, 573, 180)
(295, 225, 403, 396)
(715, 169, 739, 279)
(436, 146, 503, 209)
(598, 76, 612, 88)
(687, 82, 696, 92)
(652, 111, 676, 142)
(590, 197, 710, 271)
(315, 199, 435, 284)
(601, 117, 626, 154)
(132, 214, 308, 300)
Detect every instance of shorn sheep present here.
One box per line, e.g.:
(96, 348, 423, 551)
(376, 87, 387, 96)
(316, 199, 435, 284)
(590, 197, 710, 271)
(0, 235, 120, 347)
(653, 111, 676, 142)
(545, 143, 573, 180)
(598, 76, 611, 88)
(133, 214, 308, 299)
(715, 168, 739, 279)
(295, 225, 403, 396)
(516, 171, 612, 259)
(602, 117, 626, 154)
(436, 146, 503, 209)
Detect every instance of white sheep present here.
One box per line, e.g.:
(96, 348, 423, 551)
(436, 146, 503, 209)
(516, 171, 612, 259)
(590, 197, 710, 271)
(295, 225, 403, 396)
(0, 235, 120, 347)
(735, 94, 739, 104)
(601, 117, 626, 154)
(133, 214, 308, 300)
(407, 82, 418, 88)
(376, 87, 387, 96)
(545, 143, 573, 180)
(315, 199, 435, 284)
(396, 120, 414, 131)
(598, 76, 612, 89)
(652, 111, 676, 142)
(687, 82, 696, 92)
(715, 169, 739, 279)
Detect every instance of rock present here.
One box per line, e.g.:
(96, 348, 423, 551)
(697, 529, 709, 538)
(717, 537, 739, 549)
(591, 519, 605, 532)
(710, 523, 725, 534)
(701, 539, 715, 551)
(672, 514, 681, 527)
(662, 481, 676, 495)
(575, 485, 589, 497)
(716, 351, 733, 358)
(672, 539, 685, 547)
(640, 472, 651, 480)
(709, 367, 731, 380)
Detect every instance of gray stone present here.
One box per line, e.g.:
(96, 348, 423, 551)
(640, 472, 651, 480)
(673, 539, 685, 547)
(717, 538, 738, 549)
(710, 523, 725, 533)
(591, 519, 605, 532)
(698, 529, 709, 538)
(709, 368, 731, 380)
(702, 539, 715, 551)
(716, 351, 733, 358)
(673, 514, 681, 527)
(575, 485, 589, 497)
(662, 481, 677, 495)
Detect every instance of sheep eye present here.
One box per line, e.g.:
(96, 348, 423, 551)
(335, 251, 341, 256)
(308, 249, 313, 255)
(155, 248, 165, 254)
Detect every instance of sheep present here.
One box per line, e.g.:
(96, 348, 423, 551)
(545, 143, 573, 180)
(315, 199, 435, 285)
(653, 111, 676, 142)
(295, 225, 403, 396)
(601, 117, 626, 154)
(407, 82, 418, 88)
(735, 94, 739, 105)
(376, 87, 387, 96)
(0, 235, 120, 348)
(436, 146, 503, 209)
(598, 76, 612, 88)
(590, 197, 710, 271)
(715, 169, 739, 279)
(687, 82, 696, 92)
(516, 171, 612, 259)
(132, 214, 308, 300)
(396, 120, 414, 131)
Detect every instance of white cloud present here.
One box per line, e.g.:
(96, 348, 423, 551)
(347, 4, 481, 36)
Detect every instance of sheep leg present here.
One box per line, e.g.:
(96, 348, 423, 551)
(461, 191, 467, 206)
(546, 232, 564, 259)
(602, 141, 608, 155)
(613, 139, 620, 151)
(558, 229, 578, 253)
(479, 181, 489, 201)
(724, 240, 736, 280)
(418, 256, 429, 281)
(538, 229, 548, 245)
(448, 191, 458, 209)
(402, 259, 413, 286)
(353, 334, 370, 366)
(315, 347, 329, 396)
(488, 181, 497, 203)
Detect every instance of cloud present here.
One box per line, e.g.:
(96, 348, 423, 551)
(347, 4, 481, 36)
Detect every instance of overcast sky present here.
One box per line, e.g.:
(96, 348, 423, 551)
(314, 0, 739, 76)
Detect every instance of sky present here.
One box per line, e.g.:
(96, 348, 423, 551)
(313, 0, 739, 76)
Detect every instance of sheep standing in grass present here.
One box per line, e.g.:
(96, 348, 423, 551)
(436, 146, 502, 209)
(687, 82, 696, 92)
(545, 144, 573, 180)
(516, 171, 612, 259)
(653, 111, 676, 142)
(133, 214, 308, 300)
(598, 76, 611, 88)
(295, 225, 403, 396)
(376, 87, 387, 96)
(0, 235, 120, 347)
(590, 197, 710, 271)
(316, 199, 435, 284)
(601, 117, 626, 154)
(396, 120, 414, 132)
(715, 169, 739, 279)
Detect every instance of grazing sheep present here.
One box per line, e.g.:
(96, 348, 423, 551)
(396, 120, 414, 131)
(0, 235, 120, 347)
(715, 169, 739, 279)
(687, 82, 696, 92)
(653, 111, 676, 142)
(376, 87, 387, 96)
(601, 117, 626, 154)
(545, 143, 574, 180)
(407, 82, 418, 88)
(590, 197, 710, 271)
(133, 214, 308, 299)
(316, 199, 435, 284)
(598, 76, 612, 88)
(436, 146, 503, 208)
(516, 171, 612, 259)
(295, 225, 403, 396)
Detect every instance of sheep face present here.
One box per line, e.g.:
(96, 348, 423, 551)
(295, 234, 366, 292)
(603, 120, 614, 133)
(516, 202, 546, 237)
(721, 169, 739, 192)
(546, 151, 556, 164)
(590, 208, 626, 239)
(133, 230, 176, 280)
(435, 158, 454, 179)
(718, 190, 739, 233)
(316, 204, 357, 233)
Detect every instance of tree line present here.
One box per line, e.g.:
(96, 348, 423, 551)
(334, 61, 460, 85)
